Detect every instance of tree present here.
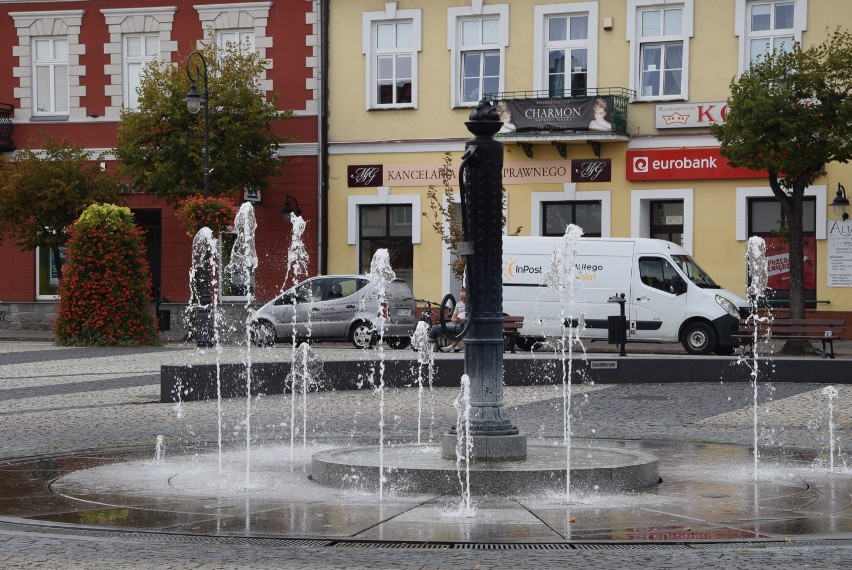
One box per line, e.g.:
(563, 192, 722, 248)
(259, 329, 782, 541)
(54, 203, 159, 346)
(0, 136, 118, 279)
(115, 39, 289, 205)
(712, 29, 852, 340)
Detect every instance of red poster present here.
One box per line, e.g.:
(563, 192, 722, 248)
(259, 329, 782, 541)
(763, 237, 816, 290)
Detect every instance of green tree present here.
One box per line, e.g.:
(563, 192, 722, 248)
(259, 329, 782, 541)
(115, 39, 289, 204)
(0, 136, 118, 279)
(54, 204, 159, 346)
(711, 29, 852, 333)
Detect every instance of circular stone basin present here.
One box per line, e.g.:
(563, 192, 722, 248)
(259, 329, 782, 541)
(311, 443, 659, 495)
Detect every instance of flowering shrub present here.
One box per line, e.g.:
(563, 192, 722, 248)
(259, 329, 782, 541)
(54, 204, 160, 346)
(176, 195, 237, 236)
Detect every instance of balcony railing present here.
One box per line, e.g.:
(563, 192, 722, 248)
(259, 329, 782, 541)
(0, 103, 14, 152)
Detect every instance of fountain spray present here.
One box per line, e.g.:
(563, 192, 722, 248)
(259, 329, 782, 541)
(746, 236, 769, 481)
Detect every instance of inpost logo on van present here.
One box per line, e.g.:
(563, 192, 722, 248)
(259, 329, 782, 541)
(503, 257, 543, 281)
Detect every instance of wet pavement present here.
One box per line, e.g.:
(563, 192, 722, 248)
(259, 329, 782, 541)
(0, 338, 851, 568)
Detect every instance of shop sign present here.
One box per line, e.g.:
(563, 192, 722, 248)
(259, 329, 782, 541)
(626, 148, 767, 181)
(655, 101, 728, 129)
(571, 159, 611, 183)
(347, 161, 572, 187)
(827, 220, 852, 287)
(499, 96, 615, 132)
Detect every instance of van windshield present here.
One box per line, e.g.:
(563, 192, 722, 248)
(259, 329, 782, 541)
(671, 255, 719, 289)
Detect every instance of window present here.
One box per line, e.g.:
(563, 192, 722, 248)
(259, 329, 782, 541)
(735, 0, 807, 73)
(448, 4, 508, 107)
(748, 197, 815, 235)
(363, 7, 421, 110)
(638, 256, 680, 293)
(542, 201, 602, 237)
(359, 205, 413, 288)
(33, 38, 69, 115)
(36, 247, 66, 299)
(217, 30, 255, 54)
(124, 35, 159, 110)
(627, 1, 693, 101)
(545, 14, 589, 96)
(747, 1, 795, 63)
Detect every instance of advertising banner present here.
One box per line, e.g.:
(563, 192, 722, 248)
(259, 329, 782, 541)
(763, 236, 816, 290)
(499, 96, 614, 132)
(347, 161, 572, 187)
(827, 220, 852, 287)
(655, 102, 728, 129)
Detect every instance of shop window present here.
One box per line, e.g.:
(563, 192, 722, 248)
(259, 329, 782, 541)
(542, 201, 602, 236)
(650, 200, 684, 246)
(358, 205, 413, 288)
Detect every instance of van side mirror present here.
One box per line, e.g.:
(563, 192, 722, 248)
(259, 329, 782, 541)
(670, 276, 687, 295)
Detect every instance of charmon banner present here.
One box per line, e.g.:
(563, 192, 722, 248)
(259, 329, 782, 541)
(498, 96, 614, 132)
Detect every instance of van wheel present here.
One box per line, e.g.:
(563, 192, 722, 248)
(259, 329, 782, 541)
(386, 337, 411, 349)
(350, 322, 377, 349)
(681, 322, 716, 355)
(250, 321, 276, 347)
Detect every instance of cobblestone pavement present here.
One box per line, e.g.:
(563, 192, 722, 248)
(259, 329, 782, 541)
(1, 340, 851, 569)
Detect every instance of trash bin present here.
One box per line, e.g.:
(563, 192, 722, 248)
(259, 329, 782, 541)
(607, 315, 626, 345)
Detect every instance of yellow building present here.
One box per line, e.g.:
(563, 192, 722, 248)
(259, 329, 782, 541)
(326, 0, 852, 318)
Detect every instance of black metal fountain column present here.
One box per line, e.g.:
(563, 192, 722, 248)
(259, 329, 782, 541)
(441, 100, 527, 461)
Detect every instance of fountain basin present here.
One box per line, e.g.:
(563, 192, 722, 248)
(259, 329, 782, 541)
(311, 443, 659, 495)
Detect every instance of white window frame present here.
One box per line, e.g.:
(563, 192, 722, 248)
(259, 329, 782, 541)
(124, 34, 159, 111)
(32, 37, 69, 116)
(101, 7, 177, 119)
(35, 246, 65, 300)
(626, 0, 693, 102)
(734, 0, 807, 75)
(448, 4, 509, 108)
(10, 10, 85, 121)
(347, 187, 421, 273)
(533, 3, 599, 95)
(362, 6, 421, 110)
(217, 29, 256, 54)
(631, 188, 694, 254)
(735, 185, 826, 241)
(531, 185, 611, 237)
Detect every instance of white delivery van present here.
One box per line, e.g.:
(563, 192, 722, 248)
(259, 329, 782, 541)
(502, 237, 750, 355)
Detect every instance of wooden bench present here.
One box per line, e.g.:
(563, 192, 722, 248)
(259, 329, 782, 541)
(731, 318, 845, 359)
(502, 315, 524, 353)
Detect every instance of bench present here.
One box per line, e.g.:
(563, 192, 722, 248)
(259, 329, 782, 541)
(502, 315, 524, 353)
(731, 318, 845, 359)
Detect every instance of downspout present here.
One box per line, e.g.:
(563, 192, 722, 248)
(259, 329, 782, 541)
(318, 0, 330, 275)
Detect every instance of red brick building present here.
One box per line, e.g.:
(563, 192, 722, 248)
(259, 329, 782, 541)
(0, 0, 322, 335)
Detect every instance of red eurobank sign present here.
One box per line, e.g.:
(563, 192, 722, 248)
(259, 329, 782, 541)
(626, 147, 768, 181)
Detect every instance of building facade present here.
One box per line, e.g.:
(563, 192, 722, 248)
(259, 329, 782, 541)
(327, 0, 852, 325)
(0, 0, 322, 334)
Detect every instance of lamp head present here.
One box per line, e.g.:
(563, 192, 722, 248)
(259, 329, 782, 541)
(832, 183, 850, 221)
(184, 83, 203, 114)
(282, 195, 302, 220)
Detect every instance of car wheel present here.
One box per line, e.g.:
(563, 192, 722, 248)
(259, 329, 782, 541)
(350, 321, 377, 349)
(681, 322, 716, 355)
(250, 321, 276, 347)
(386, 337, 411, 349)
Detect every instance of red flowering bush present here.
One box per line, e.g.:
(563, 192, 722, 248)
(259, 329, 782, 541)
(176, 195, 237, 236)
(54, 204, 160, 346)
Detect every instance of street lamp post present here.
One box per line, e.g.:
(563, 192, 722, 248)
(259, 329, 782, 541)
(184, 51, 214, 347)
(183, 50, 210, 197)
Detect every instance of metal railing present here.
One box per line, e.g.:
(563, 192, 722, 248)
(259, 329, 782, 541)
(0, 103, 14, 152)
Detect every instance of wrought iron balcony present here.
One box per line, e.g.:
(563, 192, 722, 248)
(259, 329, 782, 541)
(485, 88, 632, 158)
(0, 103, 14, 152)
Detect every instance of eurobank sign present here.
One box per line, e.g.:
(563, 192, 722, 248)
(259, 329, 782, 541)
(626, 148, 767, 181)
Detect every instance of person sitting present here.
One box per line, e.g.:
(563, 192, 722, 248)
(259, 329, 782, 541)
(328, 283, 344, 299)
(427, 288, 466, 352)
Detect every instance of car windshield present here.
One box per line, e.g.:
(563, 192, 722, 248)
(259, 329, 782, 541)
(671, 255, 719, 289)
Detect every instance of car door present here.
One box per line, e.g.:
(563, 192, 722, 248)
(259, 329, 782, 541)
(630, 256, 687, 342)
(292, 277, 329, 337)
(319, 277, 369, 339)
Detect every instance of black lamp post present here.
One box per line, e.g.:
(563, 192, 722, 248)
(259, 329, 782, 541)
(832, 183, 849, 221)
(183, 51, 210, 197)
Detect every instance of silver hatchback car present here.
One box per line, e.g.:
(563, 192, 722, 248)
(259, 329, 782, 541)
(250, 275, 417, 349)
